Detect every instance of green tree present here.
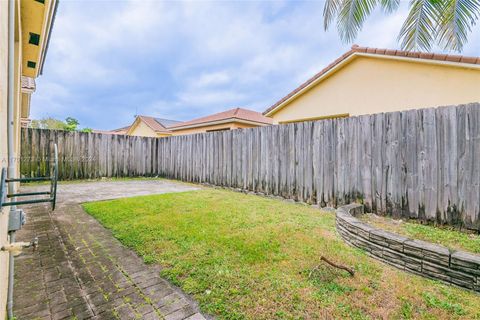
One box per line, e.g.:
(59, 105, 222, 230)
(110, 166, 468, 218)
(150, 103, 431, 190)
(323, 0, 480, 52)
(30, 117, 91, 132)
(30, 117, 66, 130)
(64, 117, 79, 131)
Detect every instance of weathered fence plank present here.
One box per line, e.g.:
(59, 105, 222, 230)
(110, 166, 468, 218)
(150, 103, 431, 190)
(20, 103, 480, 229)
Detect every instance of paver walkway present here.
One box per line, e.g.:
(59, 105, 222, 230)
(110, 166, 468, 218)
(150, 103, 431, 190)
(13, 180, 207, 320)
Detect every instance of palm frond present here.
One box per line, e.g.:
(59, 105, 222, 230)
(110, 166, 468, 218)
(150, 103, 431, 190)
(398, 0, 443, 51)
(379, 0, 400, 13)
(437, 0, 480, 51)
(324, 0, 343, 30)
(336, 0, 379, 43)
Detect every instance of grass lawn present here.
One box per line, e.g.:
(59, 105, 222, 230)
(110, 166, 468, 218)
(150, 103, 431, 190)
(359, 214, 480, 254)
(83, 189, 480, 320)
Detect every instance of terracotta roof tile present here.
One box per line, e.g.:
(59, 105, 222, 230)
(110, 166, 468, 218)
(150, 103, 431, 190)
(136, 115, 180, 133)
(460, 56, 478, 64)
(111, 126, 130, 133)
(264, 45, 480, 115)
(92, 125, 130, 135)
(433, 53, 448, 61)
(419, 52, 433, 59)
(385, 49, 397, 55)
(446, 54, 462, 62)
(376, 48, 387, 55)
(170, 108, 272, 130)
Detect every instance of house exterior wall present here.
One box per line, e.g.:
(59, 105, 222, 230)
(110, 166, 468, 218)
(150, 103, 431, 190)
(269, 56, 480, 123)
(14, 38, 22, 178)
(0, 0, 55, 316)
(0, 1, 24, 317)
(128, 120, 170, 138)
(128, 120, 156, 137)
(0, 2, 11, 315)
(171, 121, 260, 136)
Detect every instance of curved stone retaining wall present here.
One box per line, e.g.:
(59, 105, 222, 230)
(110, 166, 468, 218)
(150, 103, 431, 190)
(336, 204, 480, 292)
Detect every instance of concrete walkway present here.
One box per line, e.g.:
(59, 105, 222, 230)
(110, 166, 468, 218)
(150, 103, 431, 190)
(13, 180, 206, 320)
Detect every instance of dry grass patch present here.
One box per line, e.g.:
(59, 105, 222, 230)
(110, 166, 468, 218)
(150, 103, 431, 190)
(83, 189, 480, 319)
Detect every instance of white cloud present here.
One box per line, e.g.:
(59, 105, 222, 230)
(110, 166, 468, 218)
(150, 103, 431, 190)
(32, 0, 480, 130)
(192, 71, 232, 88)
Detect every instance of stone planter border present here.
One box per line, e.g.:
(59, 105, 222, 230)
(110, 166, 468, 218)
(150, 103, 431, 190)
(336, 204, 480, 292)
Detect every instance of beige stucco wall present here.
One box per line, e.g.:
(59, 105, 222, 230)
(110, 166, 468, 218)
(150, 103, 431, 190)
(270, 56, 480, 123)
(127, 120, 170, 138)
(0, 2, 11, 317)
(14, 39, 22, 179)
(0, 1, 24, 318)
(0, 0, 54, 317)
(172, 122, 261, 136)
(128, 120, 156, 137)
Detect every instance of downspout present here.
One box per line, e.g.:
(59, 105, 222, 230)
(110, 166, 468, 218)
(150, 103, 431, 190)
(7, 0, 16, 318)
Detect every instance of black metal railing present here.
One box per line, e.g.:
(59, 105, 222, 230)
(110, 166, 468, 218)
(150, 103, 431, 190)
(1, 144, 58, 210)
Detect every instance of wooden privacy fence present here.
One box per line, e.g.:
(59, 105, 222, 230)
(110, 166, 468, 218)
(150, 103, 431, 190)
(21, 103, 480, 230)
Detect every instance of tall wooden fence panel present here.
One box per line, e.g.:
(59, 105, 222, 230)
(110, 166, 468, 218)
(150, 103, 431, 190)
(21, 103, 480, 230)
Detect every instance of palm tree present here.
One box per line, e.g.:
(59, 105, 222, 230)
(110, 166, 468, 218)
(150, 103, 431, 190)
(323, 0, 480, 52)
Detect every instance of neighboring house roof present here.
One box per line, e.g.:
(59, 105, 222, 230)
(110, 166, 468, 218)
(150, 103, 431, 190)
(92, 125, 130, 135)
(111, 125, 131, 133)
(154, 118, 182, 128)
(21, 76, 36, 92)
(92, 129, 114, 134)
(264, 45, 480, 116)
(129, 115, 181, 134)
(169, 108, 273, 131)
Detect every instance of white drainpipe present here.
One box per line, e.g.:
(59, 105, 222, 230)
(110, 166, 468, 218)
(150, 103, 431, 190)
(7, 0, 17, 318)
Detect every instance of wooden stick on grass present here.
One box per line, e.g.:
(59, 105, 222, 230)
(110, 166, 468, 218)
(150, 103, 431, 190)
(320, 256, 355, 277)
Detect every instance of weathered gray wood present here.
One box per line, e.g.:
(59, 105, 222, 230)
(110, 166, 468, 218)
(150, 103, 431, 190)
(385, 112, 403, 217)
(422, 108, 438, 222)
(371, 113, 386, 213)
(20, 103, 480, 229)
(405, 110, 419, 218)
(359, 115, 372, 211)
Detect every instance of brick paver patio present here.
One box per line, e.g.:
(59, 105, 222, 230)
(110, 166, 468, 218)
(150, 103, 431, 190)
(13, 180, 207, 320)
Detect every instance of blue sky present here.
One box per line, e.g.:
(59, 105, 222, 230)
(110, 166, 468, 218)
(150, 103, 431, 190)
(32, 0, 480, 130)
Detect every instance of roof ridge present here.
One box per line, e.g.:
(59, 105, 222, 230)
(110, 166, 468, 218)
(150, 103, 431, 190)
(155, 117, 179, 121)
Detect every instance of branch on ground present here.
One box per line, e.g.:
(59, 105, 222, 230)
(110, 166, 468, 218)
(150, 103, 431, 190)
(315, 256, 355, 277)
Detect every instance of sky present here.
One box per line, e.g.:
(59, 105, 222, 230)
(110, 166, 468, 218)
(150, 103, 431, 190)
(32, 0, 480, 130)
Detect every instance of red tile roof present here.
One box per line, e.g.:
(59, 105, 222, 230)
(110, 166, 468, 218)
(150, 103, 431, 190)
(169, 108, 272, 130)
(135, 115, 180, 133)
(112, 125, 131, 132)
(263, 45, 480, 115)
(92, 126, 130, 135)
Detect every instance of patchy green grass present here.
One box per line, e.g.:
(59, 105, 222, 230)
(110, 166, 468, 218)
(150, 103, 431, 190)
(359, 214, 480, 254)
(83, 189, 480, 320)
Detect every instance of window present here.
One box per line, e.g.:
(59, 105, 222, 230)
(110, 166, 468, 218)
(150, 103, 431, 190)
(27, 61, 36, 68)
(29, 33, 40, 45)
